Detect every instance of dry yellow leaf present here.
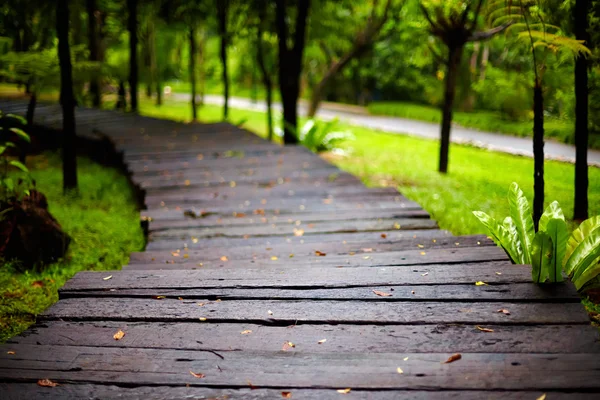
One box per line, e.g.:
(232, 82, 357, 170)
(268, 310, 274, 315)
(363, 256, 370, 259)
(315, 250, 327, 256)
(443, 353, 462, 364)
(241, 330, 253, 335)
(476, 326, 494, 333)
(229, 181, 236, 187)
(6, 351, 15, 355)
(337, 388, 351, 394)
(381, 233, 387, 238)
(417, 244, 424, 248)
(282, 341, 296, 351)
(293, 229, 304, 237)
(497, 308, 511, 315)
(103, 275, 112, 281)
(189, 371, 205, 378)
(420, 251, 426, 255)
(37, 379, 59, 387)
(536, 394, 546, 400)
(394, 223, 401, 229)
(281, 392, 292, 398)
(184, 180, 191, 186)
(373, 290, 392, 297)
(318, 339, 327, 344)
(475, 281, 488, 286)
(495, 272, 502, 275)
(271, 256, 278, 261)
(220, 256, 228, 262)
(192, 237, 199, 243)
(183, 254, 189, 259)
(403, 357, 409, 361)
(421, 272, 428, 276)
(363, 248, 373, 252)
(397, 367, 404, 374)
(113, 330, 125, 340)
(199, 317, 207, 321)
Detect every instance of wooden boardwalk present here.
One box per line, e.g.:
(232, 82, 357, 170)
(1, 99, 600, 399)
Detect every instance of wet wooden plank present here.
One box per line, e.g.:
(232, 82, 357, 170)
(40, 298, 590, 325)
(9, 321, 599, 353)
(2, 345, 600, 390)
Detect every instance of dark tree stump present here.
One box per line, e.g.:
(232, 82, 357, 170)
(0, 190, 70, 269)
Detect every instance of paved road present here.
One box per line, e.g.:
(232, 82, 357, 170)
(174, 93, 600, 166)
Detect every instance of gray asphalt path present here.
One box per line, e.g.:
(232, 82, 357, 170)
(173, 93, 600, 166)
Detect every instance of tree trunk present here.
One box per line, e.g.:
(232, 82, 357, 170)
(218, 0, 229, 120)
(189, 27, 197, 121)
(127, 0, 138, 112)
(275, 0, 311, 144)
(117, 80, 127, 110)
(57, 0, 78, 192)
(573, 0, 589, 221)
(156, 81, 162, 106)
(479, 43, 489, 81)
(533, 81, 545, 230)
(86, 0, 101, 107)
(256, 4, 273, 141)
(438, 45, 463, 174)
(26, 94, 36, 126)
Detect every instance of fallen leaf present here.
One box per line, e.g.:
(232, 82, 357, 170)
(289, 254, 294, 258)
(113, 330, 125, 340)
(293, 228, 304, 237)
(417, 244, 424, 248)
(241, 330, 253, 335)
(495, 272, 502, 275)
(31, 280, 44, 288)
(281, 392, 292, 398)
(455, 242, 460, 246)
(271, 256, 279, 261)
(178, 297, 184, 301)
(363, 248, 373, 252)
(103, 275, 112, 281)
(153, 295, 166, 299)
(373, 290, 392, 297)
(183, 254, 189, 259)
(315, 250, 327, 256)
(421, 272, 428, 276)
(37, 379, 59, 387)
(403, 357, 409, 361)
(220, 256, 228, 262)
(198, 302, 206, 306)
(318, 339, 327, 344)
(189, 371, 205, 378)
(420, 251, 426, 255)
(476, 326, 494, 333)
(363, 256, 371, 259)
(282, 341, 295, 351)
(475, 281, 488, 286)
(184, 180, 191, 186)
(394, 223, 401, 229)
(234, 212, 246, 218)
(7, 351, 15, 355)
(199, 317, 207, 321)
(171, 251, 180, 257)
(229, 181, 236, 187)
(536, 394, 546, 400)
(411, 290, 416, 295)
(268, 310, 274, 315)
(397, 367, 404, 374)
(497, 308, 511, 315)
(443, 353, 462, 363)
(380, 233, 387, 238)
(337, 388, 351, 394)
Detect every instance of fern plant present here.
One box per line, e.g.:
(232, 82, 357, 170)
(474, 182, 600, 290)
(275, 117, 354, 153)
(0, 111, 32, 204)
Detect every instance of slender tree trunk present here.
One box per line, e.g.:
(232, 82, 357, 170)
(218, 0, 229, 120)
(573, 0, 589, 221)
(479, 43, 489, 81)
(22, 92, 36, 163)
(275, 0, 311, 144)
(256, 10, 273, 141)
(57, 0, 78, 191)
(87, 0, 101, 107)
(189, 26, 197, 121)
(438, 45, 463, 174)
(127, 0, 138, 112)
(156, 81, 162, 106)
(117, 80, 127, 110)
(533, 81, 545, 230)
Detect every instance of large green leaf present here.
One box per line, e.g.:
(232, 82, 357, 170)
(544, 219, 567, 282)
(539, 201, 565, 231)
(9, 127, 30, 143)
(9, 160, 28, 173)
(472, 211, 522, 264)
(502, 216, 525, 264)
(508, 182, 535, 264)
(567, 228, 600, 290)
(564, 216, 600, 274)
(531, 231, 553, 283)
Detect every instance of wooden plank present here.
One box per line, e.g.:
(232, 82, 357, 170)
(147, 219, 439, 240)
(61, 262, 529, 291)
(144, 229, 452, 251)
(0, 384, 591, 400)
(9, 321, 599, 353)
(59, 283, 581, 302)
(2, 345, 600, 390)
(40, 298, 590, 325)
(126, 246, 508, 270)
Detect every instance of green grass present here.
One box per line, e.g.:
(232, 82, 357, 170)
(133, 96, 600, 237)
(0, 153, 144, 342)
(368, 101, 600, 150)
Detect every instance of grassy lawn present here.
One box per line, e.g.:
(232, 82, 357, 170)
(132, 96, 600, 236)
(367, 101, 600, 149)
(0, 153, 144, 342)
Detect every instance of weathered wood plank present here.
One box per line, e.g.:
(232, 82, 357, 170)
(59, 283, 580, 302)
(62, 262, 529, 291)
(0, 385, 591, 400)
(40, 298, 590, 324)
(2, 345, 600, 390)
(9, 321, 599, 353)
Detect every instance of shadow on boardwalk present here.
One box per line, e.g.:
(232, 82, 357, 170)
(1, 99, 599, 399)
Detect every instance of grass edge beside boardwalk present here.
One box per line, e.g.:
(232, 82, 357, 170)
(0, 154, 145, 342)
